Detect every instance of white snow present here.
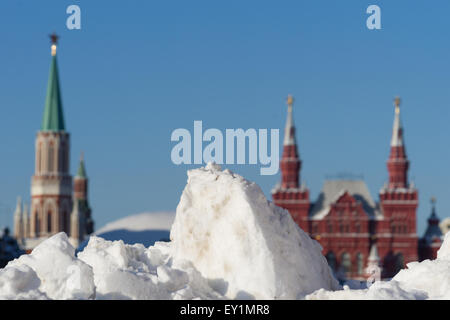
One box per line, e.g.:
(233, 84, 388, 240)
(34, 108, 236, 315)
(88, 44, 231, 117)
(0, 163, 449, 300)
(170, 163, 338, 299)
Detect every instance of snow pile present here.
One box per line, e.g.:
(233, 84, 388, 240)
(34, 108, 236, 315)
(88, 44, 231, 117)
(307, 231, 450, 300)
(0, 163, 338, 300)
(170, 163, 339, 299)
(0, 233, 95, 299)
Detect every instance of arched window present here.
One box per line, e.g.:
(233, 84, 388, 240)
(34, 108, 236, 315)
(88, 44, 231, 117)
(60, 142, 67, 173)
(326, 252, 337, 272)
(356, 253, 364, 275)
(37, 143, 42, 173)
(47, 211, 52, 233)
(48, 142, 54, 173)
(355, 223, 361, 233)
(35, 212, 40, 237)
(339, 224, 344, 233)
(340, 252, 351, 274)
(327, 223, 333, 233)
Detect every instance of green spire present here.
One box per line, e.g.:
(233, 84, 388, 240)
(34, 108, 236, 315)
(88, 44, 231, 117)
(41, 35, 65, 132)
(77, 152, 87, 178)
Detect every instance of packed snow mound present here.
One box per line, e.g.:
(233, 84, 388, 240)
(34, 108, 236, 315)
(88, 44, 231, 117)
(307, 231, 450, 300)
(437, 231, 450, 260)
(1, 233, 95, 299)
(0, 164, 339, 300)
(1, 165, 449, 300)
(170, 163, 339, 299)
(78, 236, 222, 299)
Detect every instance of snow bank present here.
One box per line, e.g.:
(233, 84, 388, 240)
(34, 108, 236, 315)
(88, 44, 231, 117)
(0, 164, 338, 300)
(1, 233, 95, 299)
(307, 231, 450, 300)
(170, 163, 339, 299)
(1, 164, 448, 300)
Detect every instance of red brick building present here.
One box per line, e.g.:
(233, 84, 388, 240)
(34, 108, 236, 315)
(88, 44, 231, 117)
(272, 95, 442, 280)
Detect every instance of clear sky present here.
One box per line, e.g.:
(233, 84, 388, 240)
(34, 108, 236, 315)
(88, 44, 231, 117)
(1, 0, 450, 234)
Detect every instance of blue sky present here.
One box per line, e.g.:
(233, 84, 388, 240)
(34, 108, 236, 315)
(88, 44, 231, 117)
(1, 1, 450, 234)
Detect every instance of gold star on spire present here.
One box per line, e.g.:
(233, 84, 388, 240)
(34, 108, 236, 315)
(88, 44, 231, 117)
(287, 94, 294, 107)
(49, 33, 59, 56)
(394, 96, 401, 114)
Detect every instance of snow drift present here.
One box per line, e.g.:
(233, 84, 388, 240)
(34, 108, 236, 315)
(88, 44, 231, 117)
(0, 163, 338, 299)
(0, 163, 449, 300)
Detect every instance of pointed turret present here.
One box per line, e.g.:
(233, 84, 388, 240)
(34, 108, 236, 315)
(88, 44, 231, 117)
(70, 198, 83, 246)
(73, 152, 94, 235)
(13, 197, 23, 239)
(387, 97, 409, 189)
(41, 34, 65, 132)
(30, 34, 72, 242)
(280, 95, 301, 189)
(272, 95, 310, 230)
(423, 197, 442, 242)
(77, 152, 87, 178)
(379, 96, 419, 273)
(22, 202, 29, 239)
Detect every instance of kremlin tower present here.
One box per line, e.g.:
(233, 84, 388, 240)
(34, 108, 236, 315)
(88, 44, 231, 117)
(377, 97, 419, 277)
(272, 95, 310, 231)
(13, 34, 93, 250)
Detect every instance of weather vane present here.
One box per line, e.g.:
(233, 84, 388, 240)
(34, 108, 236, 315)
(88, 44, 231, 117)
(431, 196, 436, 205)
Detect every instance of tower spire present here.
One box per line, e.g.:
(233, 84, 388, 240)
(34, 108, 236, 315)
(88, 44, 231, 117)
(280, 94, 301, 188)
(387, 96, 409, 189)
(272, 94, 310, 230)
(77, 151, 87, 178)
(41, 33, 65, 131)
(284, 94, 296, 146)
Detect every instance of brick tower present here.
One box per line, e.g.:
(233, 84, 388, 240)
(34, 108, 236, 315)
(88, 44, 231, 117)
(378, 97, 418, 277)
(13, 34, 94, 251)
(71, 153, 94, 246)
(29, 34, 73, 245)
(272, 95, 310, 230)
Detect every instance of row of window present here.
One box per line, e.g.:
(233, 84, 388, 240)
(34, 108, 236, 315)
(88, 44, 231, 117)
(33, 211, 70, 236)
(36, 142, 69, 174)
(326, 251, 405, 275)
(312, 223, 364, 234)
(326, 252, 365, 275)
(391, 224, 409, 234)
